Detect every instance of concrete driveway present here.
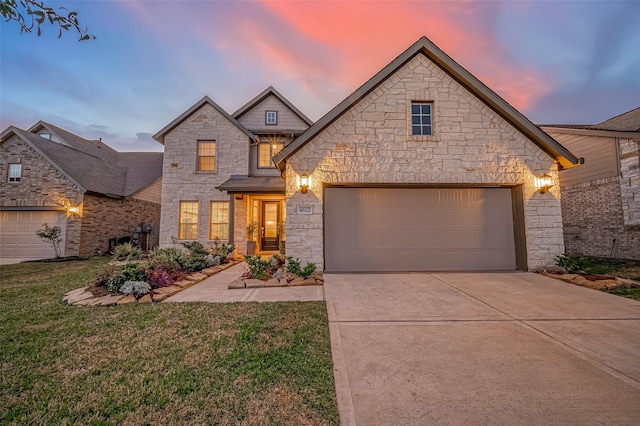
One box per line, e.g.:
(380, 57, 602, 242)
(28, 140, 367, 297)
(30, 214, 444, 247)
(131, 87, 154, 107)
(324, 272, 640, 425)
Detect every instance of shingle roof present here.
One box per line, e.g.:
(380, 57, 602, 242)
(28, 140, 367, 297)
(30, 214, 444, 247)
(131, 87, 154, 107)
(232, 86, 314, 128)
(216, 175, 285, 193)
(153, 96, 256, 144)
(274, 36, 580, 170)
(1, 125, 163, 198)
(592, 107, 640, 132)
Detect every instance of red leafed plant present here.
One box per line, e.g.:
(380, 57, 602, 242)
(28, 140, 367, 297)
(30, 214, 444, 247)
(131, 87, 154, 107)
(146, 266, 186, 289)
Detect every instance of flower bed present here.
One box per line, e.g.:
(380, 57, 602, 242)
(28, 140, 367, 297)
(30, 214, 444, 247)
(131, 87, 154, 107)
(227, 254, 323, 289)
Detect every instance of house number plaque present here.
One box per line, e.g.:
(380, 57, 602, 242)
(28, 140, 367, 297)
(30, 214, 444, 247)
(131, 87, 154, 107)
(297, 205, 313, 215)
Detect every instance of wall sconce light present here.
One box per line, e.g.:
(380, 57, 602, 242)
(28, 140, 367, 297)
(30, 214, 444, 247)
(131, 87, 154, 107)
(67, 206, 81, 216)
(300, 173, 309, 194)
(535, 174, 553, 194)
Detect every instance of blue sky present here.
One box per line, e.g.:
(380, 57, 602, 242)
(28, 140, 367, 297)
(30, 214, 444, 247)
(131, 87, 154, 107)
(1, 0, 639, 152)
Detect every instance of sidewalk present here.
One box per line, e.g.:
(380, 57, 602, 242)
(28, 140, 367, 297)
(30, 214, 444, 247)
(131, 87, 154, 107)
(164, 262, 324, 303)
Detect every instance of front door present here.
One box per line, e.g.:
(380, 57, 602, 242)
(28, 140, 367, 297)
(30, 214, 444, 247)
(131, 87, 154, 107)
(261, 201, 279, 251)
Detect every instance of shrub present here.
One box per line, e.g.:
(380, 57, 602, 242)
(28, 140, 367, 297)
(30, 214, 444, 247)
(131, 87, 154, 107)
(286, 257, 303, 276)
(36, 223, 63, 258)
(205, 254, 221, 267)
(113, 242, 142, 261)
(210, 238, 235, 260)
(181, 255, 207, 272)
(300, 262, 317, 279)
(119, 281, 151, 297)
(244, 254, 271, 280)
(149, 247, 186, 270)
(104, 262, 148, 293)
(271, 252, 286, 267)
(146, 265, 186, 289)
(181, 241, 208, 257)
(555, 254, 585, 274)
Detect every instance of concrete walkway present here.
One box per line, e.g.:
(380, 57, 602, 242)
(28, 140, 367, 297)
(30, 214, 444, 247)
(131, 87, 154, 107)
(325, 272, 640, 425)
(165, 262, 324, 303)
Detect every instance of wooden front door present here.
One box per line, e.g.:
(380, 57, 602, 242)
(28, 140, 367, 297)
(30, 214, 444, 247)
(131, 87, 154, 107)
(261, 201, 280, 251)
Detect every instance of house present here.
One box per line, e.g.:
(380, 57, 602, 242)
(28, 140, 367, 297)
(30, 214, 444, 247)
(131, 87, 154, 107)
(0, 122, 163, 263)
(153, 86, 312, 253)
(156, 36, 579, 272)
(541, 107, 640, 260)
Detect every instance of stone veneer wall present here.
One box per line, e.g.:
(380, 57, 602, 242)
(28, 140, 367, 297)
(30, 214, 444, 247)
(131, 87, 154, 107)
(0, 134, 83, 257)
(159, 103, 250, 247)
(78, 194, 161, 257)
(285, 54, 564, 271)
(619, 138, 640, 226)
(562, 137, 640, 260)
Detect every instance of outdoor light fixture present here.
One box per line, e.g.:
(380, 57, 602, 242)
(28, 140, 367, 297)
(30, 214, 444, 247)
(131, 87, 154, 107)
(67, 205, 81, 216)
(300, 173, 309, 194)
(535, 174, 553, 194)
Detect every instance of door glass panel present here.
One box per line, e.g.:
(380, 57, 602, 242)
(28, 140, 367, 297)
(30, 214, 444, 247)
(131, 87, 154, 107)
(264, 203, 278, 238)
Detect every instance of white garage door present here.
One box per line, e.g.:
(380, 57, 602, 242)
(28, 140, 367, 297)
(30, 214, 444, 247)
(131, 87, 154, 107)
(324, 187, 516, 272)
(0, 210, 67, 264)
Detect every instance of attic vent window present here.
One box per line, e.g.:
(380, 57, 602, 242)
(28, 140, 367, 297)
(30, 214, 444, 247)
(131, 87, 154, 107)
(411, 102, 433, 136)
(265, 111, 277, 125)
(39, 132, 52, 139)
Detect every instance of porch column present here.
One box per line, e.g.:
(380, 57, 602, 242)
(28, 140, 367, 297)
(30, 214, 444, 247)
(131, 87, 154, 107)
(228, 193, 235, 245)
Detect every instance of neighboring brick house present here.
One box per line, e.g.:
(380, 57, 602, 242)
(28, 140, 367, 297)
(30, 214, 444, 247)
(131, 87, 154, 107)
(0, 122, 163, 263)
(156, 37, 579, 272)
(153, 86, 312, 253)
(542, 107, 640, 260)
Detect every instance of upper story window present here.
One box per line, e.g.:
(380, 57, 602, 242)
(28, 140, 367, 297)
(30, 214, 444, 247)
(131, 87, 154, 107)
(411, 102, 433, 136)
(258, 142, 283, 168)
(197, 140, 216, 172)
(8, 164, 22, 183)
(265, 111, 278, 125)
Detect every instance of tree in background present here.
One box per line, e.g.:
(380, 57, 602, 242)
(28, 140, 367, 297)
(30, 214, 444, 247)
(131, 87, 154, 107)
(0, 0, 94, 39)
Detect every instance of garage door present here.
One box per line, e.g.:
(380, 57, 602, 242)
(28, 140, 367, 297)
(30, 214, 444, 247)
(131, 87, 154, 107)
(0, 210, 67, 264)
(324, 187, 516, 272)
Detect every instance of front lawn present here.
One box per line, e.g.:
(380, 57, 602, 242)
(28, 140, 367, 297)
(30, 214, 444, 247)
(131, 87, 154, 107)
(0, 258, 338, 425)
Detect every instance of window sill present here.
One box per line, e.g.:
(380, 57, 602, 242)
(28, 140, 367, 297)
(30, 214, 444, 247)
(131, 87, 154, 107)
(408, 135, 440, 142)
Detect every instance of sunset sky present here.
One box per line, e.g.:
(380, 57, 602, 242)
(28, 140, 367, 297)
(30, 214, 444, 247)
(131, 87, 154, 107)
(1, 0, 639, 152)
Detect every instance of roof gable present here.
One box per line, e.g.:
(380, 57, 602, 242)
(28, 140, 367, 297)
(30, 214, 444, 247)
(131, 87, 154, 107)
(153, 96, 256, 144)
(275, 36, 579, 170)
(233, 86, 314, 128)
(1, 126, 163, 198)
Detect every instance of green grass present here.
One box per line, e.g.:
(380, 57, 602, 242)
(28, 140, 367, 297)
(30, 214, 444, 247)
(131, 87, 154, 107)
(577, 257, 640, 280)
(0, 258, 338, 425)
(607, 287, 640, 301)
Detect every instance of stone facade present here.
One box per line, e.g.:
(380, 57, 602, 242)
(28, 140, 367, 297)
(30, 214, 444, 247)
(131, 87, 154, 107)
(619, 138, 640, 226)
(0, 134, 83, 257)
(79, 194, 161, 257)
(159, 103, 250, 247)
(285, 54, 564, 271)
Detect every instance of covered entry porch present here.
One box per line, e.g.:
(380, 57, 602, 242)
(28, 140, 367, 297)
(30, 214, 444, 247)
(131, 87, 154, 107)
(217, 176, 286, 256)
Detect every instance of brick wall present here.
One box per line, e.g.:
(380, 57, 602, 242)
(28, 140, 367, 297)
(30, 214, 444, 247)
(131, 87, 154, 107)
(79, 194, 161, 257)
(285, 53, 564, 270)
(159, 103, 250, 247)
(562, 177, 640, 260)
(0, 134, 83, 257)
(619, 138, 640, 226)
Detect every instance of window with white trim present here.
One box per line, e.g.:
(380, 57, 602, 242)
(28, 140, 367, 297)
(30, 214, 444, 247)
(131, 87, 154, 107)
(178, 201, 198, 240)
(265, 110, 277, 125)
(411, 102, 433, 136)
(209, 201, 229, 240)
(8, 164, 22, 182)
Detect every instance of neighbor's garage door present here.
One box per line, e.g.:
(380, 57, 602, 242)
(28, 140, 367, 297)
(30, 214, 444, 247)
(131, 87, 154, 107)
(0, 210, 66, 264)
(324, 187, 516, 272)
